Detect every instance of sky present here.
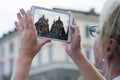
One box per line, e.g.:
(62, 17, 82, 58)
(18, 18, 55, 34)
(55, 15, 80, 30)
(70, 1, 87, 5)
(0, 0, 107, 37)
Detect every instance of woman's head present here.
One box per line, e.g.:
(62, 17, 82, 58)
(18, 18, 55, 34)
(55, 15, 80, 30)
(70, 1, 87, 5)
(94, 0, 120, 70)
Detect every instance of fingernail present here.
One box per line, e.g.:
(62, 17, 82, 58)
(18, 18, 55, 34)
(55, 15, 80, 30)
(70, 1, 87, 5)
(20, 8, 23, 11)
(27, 10, 30, 13)
(17, 12, 20, 15)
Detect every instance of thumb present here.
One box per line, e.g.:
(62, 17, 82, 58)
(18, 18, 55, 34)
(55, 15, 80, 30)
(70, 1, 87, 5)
(72, 18, 77, 25)
(65, 42, 71, 53)
(38, 38, 51, 48)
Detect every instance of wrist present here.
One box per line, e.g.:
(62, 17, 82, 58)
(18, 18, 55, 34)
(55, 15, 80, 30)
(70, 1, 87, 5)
(12, 52, 32, 80)
(17, 50, 34, 64)
(18, 47, 36, 59)
(17, 54, 33, 64)
(70, 49, 85, 62)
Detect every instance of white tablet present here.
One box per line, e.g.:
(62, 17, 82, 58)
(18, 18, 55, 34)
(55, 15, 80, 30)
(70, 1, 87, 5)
(30, 6, 73, 42)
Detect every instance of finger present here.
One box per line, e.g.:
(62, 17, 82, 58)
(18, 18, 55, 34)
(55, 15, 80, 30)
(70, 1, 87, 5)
(22, 15, 28, 30)
(20, 9, 28, 30)
(14, 21, 20, 33)
(17, 12, 22, 21)
(75, 26, 80, 34)
(65, 42, 71, 53)
(26, 10, 35, 30)
(72, 18, 77, 25)
(71, 25, 77, 33)
(14, 21, 19, 29)
(15, 21, 22, 34)
(39, 38, 51, 47)
(17, 13, 24, 30)
(65, 42, 69, 49)
(20, 8, 26, 15)
(71, 25, 80, 35)
(17, 13, 24, 31)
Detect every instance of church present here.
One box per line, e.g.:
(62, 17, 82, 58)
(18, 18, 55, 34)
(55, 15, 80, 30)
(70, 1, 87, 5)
(35, 15, 67, 40)
(50, 17, 66, 40)
(35, 15, 49, 37)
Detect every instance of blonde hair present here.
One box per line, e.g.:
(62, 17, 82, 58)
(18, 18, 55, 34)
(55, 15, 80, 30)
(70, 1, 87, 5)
(99, 0, 120, 62)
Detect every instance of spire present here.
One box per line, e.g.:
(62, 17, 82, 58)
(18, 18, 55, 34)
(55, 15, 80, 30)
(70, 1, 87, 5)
(55, 17, 63, 25)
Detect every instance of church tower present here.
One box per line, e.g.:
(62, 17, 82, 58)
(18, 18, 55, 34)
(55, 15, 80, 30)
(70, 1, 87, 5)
(35, 15, 49, 37)
(50, 17, 66, 39)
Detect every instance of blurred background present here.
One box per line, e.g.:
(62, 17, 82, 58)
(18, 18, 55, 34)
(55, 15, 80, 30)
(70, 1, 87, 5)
(0, 0, 107, 80)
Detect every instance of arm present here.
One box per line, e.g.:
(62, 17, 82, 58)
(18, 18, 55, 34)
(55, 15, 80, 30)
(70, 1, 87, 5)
(65, 19, 106, 80)
(11, 9, 51, 80)
(70, 50, 105, 80)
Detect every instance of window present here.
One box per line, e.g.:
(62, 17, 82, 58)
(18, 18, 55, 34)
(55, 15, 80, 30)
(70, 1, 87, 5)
(85, 49, 91, 60)
(0, 63, 4, 80)
(64, 51, 70, 62)
(34, 76, 45, 80)
(48, 44, 53, 62)
(38, 52, 42, 65)
(0, 46, 5, 57)
(9, 42, 14, 53)
(85, 25, 90, 38)
(9, 59, 14, 73)
(31, 55, 39, 68)
(65, 76, 72, 80)
(65, 54, 70, 62)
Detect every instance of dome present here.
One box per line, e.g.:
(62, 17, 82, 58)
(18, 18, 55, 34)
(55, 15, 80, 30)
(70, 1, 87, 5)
(55, 17, 63, 25)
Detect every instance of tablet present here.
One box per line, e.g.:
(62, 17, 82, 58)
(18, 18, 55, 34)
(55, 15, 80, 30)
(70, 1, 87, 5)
(30, 6, 73, 42)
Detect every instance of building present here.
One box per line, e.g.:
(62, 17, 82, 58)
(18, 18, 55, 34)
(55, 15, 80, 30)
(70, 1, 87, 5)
(0, 8, 99, 80)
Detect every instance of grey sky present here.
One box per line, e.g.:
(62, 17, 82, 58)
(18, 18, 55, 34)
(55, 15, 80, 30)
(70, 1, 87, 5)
(0, 0, 107, 37)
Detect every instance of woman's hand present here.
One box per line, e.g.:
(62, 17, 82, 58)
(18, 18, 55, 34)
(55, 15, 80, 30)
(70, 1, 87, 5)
(65, 19, 81, 59)
(11, 9, 51, 80)
(15, 9, 51, 59)
(65, 19, 106, 80)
